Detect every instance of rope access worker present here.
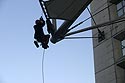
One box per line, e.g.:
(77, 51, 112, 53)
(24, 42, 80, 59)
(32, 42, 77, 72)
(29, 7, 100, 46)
(33, 17, 50, 49)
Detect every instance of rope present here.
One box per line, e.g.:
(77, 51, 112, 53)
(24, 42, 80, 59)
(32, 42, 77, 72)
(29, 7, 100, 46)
(42, 49, 46, 83)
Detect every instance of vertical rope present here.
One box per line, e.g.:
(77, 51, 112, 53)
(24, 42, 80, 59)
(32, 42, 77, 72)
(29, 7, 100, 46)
(42, 49, 45, 83)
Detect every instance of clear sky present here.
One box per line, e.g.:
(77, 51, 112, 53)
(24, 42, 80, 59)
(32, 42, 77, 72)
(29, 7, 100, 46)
(0, 0, 95, 83)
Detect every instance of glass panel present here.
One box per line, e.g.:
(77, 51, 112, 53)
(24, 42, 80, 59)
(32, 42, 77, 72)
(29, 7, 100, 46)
(122, 48, 125, 56)
(118, 9, 124, 16)
(123, 0, 125, 6)
(122, 40, 125, 56)
(117, 2, 123, 10)
(124, 7, 125, 13)
(122, 40, 125, 46)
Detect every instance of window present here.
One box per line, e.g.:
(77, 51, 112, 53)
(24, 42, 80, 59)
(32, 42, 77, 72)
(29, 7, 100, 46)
(117, 0, 125, 17)
(114, 31, 125, 69)
(110, 0, 123, 4)
(117, 56, 125, 69)
(121, 39, 125, 56)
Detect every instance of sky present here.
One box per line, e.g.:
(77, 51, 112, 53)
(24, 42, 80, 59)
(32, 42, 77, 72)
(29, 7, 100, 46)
(0, 0, 95, 83)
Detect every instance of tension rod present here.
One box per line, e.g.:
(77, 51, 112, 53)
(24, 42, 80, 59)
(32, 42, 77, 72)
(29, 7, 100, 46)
(87, 7, 102, 34)
(64, 36, 98, 39)
(65, 16, 125, 36)
(67, 3, 113, 32)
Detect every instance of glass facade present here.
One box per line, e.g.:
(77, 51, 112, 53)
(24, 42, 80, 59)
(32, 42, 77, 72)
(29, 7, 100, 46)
(117, 0, 125, 16)
(121, 39, 125, 56)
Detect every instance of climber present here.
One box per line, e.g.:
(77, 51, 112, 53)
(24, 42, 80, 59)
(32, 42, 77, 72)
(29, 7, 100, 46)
(33, 17, 50, 49)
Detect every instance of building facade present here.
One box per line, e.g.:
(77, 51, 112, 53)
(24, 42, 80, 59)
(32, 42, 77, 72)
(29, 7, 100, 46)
(91, 0, 125, 83)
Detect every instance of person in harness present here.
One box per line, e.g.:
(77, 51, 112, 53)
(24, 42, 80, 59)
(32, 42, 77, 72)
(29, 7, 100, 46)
(33, 17, 50, 49)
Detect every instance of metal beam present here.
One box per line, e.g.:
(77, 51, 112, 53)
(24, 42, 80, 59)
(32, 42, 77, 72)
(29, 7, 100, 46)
(50, 0, 93, 44)
(52, 19, 57, 31)
(39, 0, 48, 19)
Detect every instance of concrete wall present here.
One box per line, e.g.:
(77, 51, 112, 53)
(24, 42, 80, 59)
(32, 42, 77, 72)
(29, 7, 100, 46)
(90, 0, 125, 83)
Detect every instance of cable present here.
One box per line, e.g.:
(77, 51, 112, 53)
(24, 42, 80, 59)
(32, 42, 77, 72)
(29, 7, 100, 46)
(42, 49, 45, 83)
(64, 36, 98, 39)
(66, 16, 125, 36)
(68, 3, 114, 32)
(87, 7, 97, 25)
(87, 7, 103, 36)
(91, 2, 108, 15)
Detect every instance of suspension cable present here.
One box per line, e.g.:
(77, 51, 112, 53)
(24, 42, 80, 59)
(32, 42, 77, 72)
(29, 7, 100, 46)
(87, 7, 102, 34)
(64, 36, 98, 39)
(68, 3, 113, 32)
(42, 49, 46, 83)
(91, 2, 108, 15)
(66, 16, 125, 36)
(87, 7, 97, 25)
